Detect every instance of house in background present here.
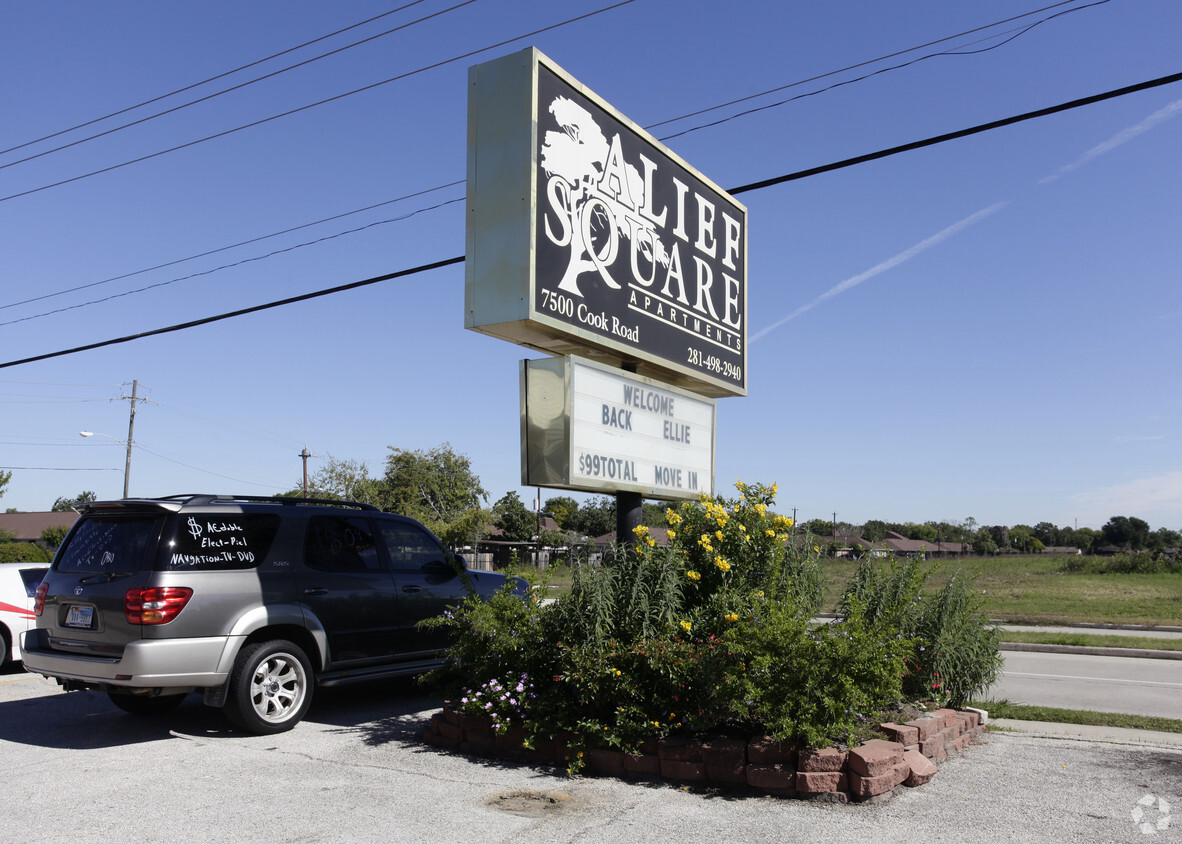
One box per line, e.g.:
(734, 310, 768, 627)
(0, 511, 79, 548)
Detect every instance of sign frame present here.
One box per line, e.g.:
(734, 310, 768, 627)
(467, 47, 747, 398)
(521, 355, 716, 500)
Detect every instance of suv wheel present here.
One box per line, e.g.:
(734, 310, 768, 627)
(107, 692, 187, 715)
(224, 640, 313, 734)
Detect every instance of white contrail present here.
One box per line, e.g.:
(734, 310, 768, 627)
(1039, 97, 1182, 184)
(751, 97, 1180, 343)
(750, 202, 1008, 343)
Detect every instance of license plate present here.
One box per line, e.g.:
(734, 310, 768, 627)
(64, 605, 94, 629)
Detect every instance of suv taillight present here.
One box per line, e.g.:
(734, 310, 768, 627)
(125, 587, 193, 625)
(34, 582, 48, 617)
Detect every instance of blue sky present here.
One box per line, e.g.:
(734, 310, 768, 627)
(2, 0, 1179, 531)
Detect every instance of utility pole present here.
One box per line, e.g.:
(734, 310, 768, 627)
(114, 380, 151, 498)
(299, 447, 312, 497)
(122, 380, 138, 498)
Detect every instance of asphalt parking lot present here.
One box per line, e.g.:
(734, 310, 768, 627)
(1, 664, 1179, 844)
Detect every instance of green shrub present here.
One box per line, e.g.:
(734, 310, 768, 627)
(906, 573, 1003, 706)
(426, 482, 1003, 760)
(1061, 551, 1180, 574)
(0, 542, 51, 563)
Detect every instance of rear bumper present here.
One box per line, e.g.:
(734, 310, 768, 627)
(21, 628, 240, 690)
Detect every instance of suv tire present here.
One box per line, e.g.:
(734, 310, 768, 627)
(225, 639, 313, 735)
(108, 691, 187, 715)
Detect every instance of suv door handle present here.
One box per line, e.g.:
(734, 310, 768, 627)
(303, 587, 329, 596)
(401, 585, 421, 593)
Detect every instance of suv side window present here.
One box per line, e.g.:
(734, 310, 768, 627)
(305, 516, 382, 572)
(164, 513, 281, 570)
(378, 521, 446, 572)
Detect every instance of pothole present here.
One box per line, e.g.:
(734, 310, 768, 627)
(486, 789, 575, 817)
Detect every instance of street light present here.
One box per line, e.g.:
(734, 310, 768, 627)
(80, 431, 132, 498)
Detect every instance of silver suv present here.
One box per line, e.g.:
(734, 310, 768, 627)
(22, 495, 521, 734)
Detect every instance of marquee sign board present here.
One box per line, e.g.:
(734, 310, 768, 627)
(467, 48, 747, 398)
(521, 355, 716, 499)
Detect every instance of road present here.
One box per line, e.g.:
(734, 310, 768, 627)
(991, 650, 1182, 719)
(1, 665, 1180, 844)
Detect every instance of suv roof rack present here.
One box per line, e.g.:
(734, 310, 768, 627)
(151, 494, 381, 511)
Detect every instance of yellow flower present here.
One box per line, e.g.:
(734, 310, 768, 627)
(646, 537, 656, 546)
(679, 620, 692, 632)
(771, 483, 779, 494)
(633, 524, 649, 536)
(667, 530, 676, 540)
(765, 529, 776, 538)
(714, 557, 731, 572)
(715, 530, 724, 541)
(813, 545, 820, 553)
(724, 612, 739, 623)
(666, 509, 682, 525)
(686, 570, 701, 581)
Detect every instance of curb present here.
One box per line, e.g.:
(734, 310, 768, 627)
(991, 619, 1182, 634)
(1000, 642, 1182, 661)
(989, 718, 1182, 747)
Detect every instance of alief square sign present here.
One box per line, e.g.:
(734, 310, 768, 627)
(466, 48, 747, 398)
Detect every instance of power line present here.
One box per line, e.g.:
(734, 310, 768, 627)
(659, 0, 1112, 142)
(728, 70, 1182, 194)
(0, 0, 482, 172)
(649, 0, 1103, 132)
(0, 0, 435, 158)
(3, 68, 1177, 370)
(0, 256, 465, 369)
(0, 0, 1102, 317)
(0, 195, 464, 327)
(0, 181, 463, 312)
(0, 1, 636, 205)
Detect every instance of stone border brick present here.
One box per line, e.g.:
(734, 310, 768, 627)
(424, 705, 987, 804)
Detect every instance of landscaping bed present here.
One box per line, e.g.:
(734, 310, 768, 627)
(423, 703, 986, 803)
(423, 482, 1002, 803)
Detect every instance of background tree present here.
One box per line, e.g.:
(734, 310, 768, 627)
(987, 525, 1010, 551)
(52, 491, 95, 511)
(281, 456, 384, 505)
(1008, 525, 1045, 554)
(802, 518, 833, 537)
(543, 495, 579, 529)
(902, 522, 938, 543)
(860, 519, 890, 542)
(1101, 516, 1151, 550)
(970, 528, 998, 556)
(641, 502, 669, 527)
(566, 496, 615, 538)
(1032, 521, 1061, 547)
(383, 443, 489, 549)
(0, 470, 10, 503)
(1148, 527, 1181, 553)
(492, 491, 535, 543)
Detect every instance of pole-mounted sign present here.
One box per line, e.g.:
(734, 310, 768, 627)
(522, 355, 715, 499)
(466, 48, 747, 398)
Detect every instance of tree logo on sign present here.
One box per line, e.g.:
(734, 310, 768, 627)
(539, 96, 670, 298)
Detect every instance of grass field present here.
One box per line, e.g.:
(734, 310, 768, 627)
(998, 630, 1182, 651)
(820, 554, 1182, 627)
(970, 700, 1182, 734)
(542, 554, 1181, 626)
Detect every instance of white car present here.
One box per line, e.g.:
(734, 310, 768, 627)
(1, 562, 49, 668)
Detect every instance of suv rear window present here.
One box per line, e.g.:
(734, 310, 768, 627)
(164, 513, 282, 570)
(56, 516, 162, 574)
